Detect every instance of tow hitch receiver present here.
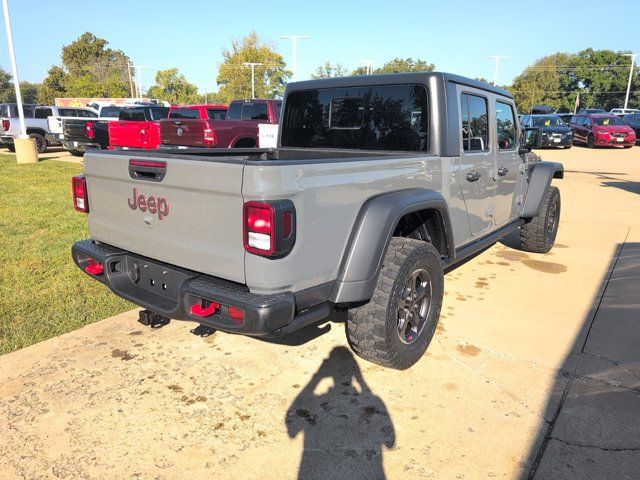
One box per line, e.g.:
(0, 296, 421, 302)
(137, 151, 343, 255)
(138, 309, 170, 328)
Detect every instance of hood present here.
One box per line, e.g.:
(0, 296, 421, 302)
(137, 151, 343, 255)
(594, 125, 634, 134)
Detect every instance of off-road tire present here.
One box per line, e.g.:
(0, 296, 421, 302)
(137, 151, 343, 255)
(520, 186, 560, 254)
(586, 134, 595, 148)
(29, 132, 47, 153)
(346, 238, 444, 370)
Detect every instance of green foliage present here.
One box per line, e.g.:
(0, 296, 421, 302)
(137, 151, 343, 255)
(311, 61, 348, 79)
(40, 32, 132, 100)
(0, 66, 42, 104)
(351, 57, 435, 76)
(216, 32, 291, 102)
(0, 155, 131, 354)
(147, 68, 200, 104)
(508, 49, 640, 113)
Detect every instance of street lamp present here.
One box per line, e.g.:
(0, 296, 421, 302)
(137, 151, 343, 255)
(622, 53, 639, 110)
(243, 62, 263, 99)
(486, 56, 510, 86)
(360, 60, 375, 75)
(278, 35, 310, 80)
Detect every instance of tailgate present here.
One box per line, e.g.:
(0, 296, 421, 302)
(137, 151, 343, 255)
(63, 119, 88, 141)
(161, 119, 207, 147)
(83, 151, 246, 283)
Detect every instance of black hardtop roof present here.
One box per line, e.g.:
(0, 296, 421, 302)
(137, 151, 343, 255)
(286, 71, 513, 99)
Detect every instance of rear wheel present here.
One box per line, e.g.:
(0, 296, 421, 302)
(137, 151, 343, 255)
(586, 134, 595, 148)
(29, 133, 47, 153)
(520, 186, 561, 254)
(70, 150, 83, 157)
(346, 238, 444, 370)
(7, 144, 15, 152)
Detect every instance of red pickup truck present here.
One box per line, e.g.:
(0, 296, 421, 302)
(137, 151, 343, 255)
(160, 99, 280, 149)
(108, 106, 170, 150)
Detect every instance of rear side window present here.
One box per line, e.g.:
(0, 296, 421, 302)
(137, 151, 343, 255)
(150, 107, 169, 120)
(168, 108, 200, 119)
(58, 108, 76, 117)
(281, 84, 429, 151)
(495, 101, 516, 150)
(461, 93, 489, 152)
(120, 109, 146, 121)
(251, 103, 269, 120)
(35, 107, 53, 119)
(77, 109, 98, 118)
(207, 108, 227, 120)
(101, 107, 122, 117)
(227, 102, 242, 120)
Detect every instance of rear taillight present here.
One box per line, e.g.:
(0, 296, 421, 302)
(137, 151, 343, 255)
(86, 121, 95, 139)
(203, 127, 216, 147)
(72, 175, 89, 213)
(2, 119, 9, 131)
(243, 200, 295, 257)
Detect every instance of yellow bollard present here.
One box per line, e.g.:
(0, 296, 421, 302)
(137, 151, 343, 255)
(14, 136, 38, 164)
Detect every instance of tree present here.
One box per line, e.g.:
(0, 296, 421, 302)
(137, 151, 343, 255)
(18, 81, 41, 104)
(147, 68, 200, 104)
(216, 32, 291, 102)
(507, 49, 639, 113)
(40, 32, 132, 99)
(350, 57, 435, 76)
(311, 61, 348, 79)
(39, 66, 67, 104)
(0, 66, 41, 103)
(0, 67, 13, 102)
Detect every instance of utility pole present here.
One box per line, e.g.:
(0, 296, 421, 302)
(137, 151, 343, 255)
(278, 35, 310, 80)
(486, 56, 510, 86)
(243, 62, 263, 99)
(622, 53, 639, 110)
(126, 61, 135, 98)
(2, 0, 37, 162)
(361, 60, 374, 75)
(132, 65, 148, 99)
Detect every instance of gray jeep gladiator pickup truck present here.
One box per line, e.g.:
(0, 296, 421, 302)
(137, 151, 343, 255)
(71, 72, 563, 369)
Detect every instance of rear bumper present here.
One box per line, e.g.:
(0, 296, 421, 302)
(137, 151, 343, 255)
(72, 240, 297, 336)
(0, 135, 14, 144)
(62, 140, 100, 152)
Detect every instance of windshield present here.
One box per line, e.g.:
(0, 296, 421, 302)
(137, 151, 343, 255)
(532, 116, 565, 127)
(623, 114, 640, 124)
(594, 116, 624, 126)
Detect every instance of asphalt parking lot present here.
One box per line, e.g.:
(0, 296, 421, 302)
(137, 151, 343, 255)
(0, 146, 638, 479)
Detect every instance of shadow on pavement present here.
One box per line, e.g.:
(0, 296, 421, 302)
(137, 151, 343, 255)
(286, 346, 395, 480)
(522, 242, 640, 479)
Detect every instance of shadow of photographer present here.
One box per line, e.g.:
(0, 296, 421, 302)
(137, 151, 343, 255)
(286, 346, 395, 480)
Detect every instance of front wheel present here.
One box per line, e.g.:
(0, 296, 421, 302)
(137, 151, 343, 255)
(520, 186, 561, 254)
(586, 134, 595, 148)
(69, 149, 84, 157)
(346, 238, 444, 370)
(29, 133, 48, 153)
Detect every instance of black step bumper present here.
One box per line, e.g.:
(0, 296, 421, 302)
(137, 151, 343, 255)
(72, 240, 297, 336)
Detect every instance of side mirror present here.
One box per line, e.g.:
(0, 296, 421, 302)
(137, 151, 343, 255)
(519, 127, 542, 153)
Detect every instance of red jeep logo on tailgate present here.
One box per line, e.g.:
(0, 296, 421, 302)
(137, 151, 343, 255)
(127, 188, 170, 220)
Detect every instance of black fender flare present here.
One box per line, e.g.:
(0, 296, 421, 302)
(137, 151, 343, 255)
(329, 188, 455, 304)
(521, 161, 564, 218)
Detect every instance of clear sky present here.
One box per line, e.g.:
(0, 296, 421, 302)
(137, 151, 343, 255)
(1, 0, 638, 93)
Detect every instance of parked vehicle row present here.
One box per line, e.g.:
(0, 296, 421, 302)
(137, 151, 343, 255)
(522, 112, 637, 149)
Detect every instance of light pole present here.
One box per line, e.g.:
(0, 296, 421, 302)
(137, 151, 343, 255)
(622, 53, 639, 110)
(2, 0, 37, 162)
(486, 56, 510, 86)
(132, 65, 148, 98)
(361, 60, 374, 75)
(278, 35, 310, 80)
(243, 62, 263, 99)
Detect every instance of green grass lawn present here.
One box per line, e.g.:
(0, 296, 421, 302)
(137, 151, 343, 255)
(0, 154, 132, 354)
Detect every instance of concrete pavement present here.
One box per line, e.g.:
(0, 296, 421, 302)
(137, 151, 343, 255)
(0, 145, 639, 479)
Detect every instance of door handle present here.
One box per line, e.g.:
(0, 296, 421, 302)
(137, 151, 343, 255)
(498, 167, 509, 177)
(466, 171, 481, 182)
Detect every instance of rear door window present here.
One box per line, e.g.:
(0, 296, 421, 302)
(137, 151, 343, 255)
(35, 107, 53, 119)
(207, 108, 227, 120)
(226, 102, 242, 120)
(58, 108, 76, 117)
(100, 107, 123, 117)
(461, 93, 489, 152)
(77, 109, 98, 118)
(281, 84, 429, 151)
(250, 102, 269, 120)
(241, 103, 254, 120)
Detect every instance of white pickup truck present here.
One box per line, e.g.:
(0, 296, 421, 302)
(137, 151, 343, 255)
(46, 106, 99, 145)
(0, 104, 97, 153)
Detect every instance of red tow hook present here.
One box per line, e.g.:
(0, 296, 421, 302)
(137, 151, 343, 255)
(85, 259, 104, 275)
(190, 301, 220, 317)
